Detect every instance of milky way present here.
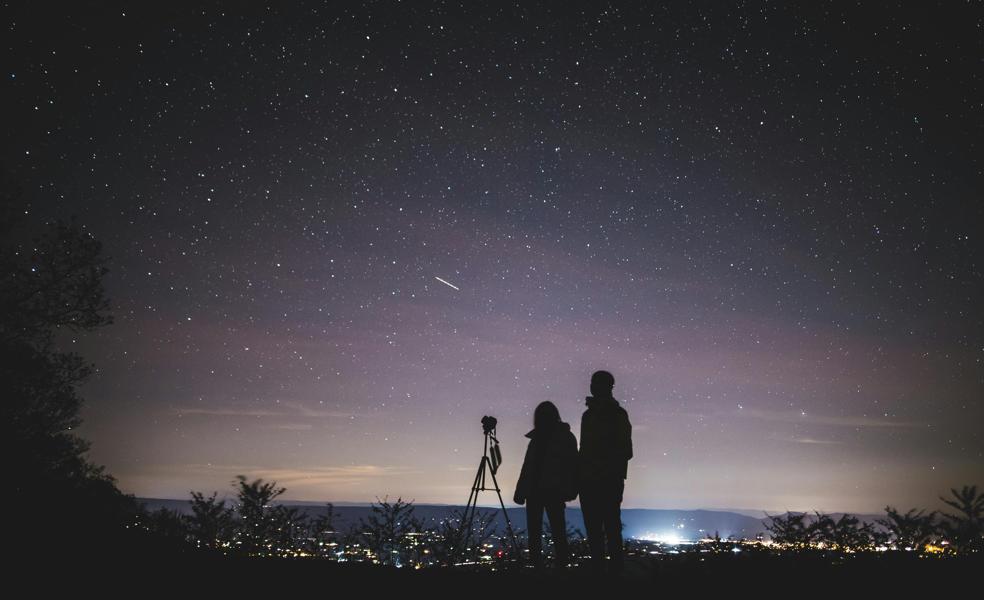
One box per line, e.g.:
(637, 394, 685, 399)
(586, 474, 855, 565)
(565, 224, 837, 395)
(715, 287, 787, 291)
(4, 3, 982, 512)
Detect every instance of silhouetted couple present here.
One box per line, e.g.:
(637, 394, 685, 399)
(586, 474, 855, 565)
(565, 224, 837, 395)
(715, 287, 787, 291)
(514, 370, 633, 573)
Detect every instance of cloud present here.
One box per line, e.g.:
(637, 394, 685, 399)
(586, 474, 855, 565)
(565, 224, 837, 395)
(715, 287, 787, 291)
(170, 402, 363, 420)
(736, 408, 924, 429)
(147, 463, 413, 488)
(172, 407, 282, 417)
(787, 437, 844, 445)
(270, 423, 314, 431)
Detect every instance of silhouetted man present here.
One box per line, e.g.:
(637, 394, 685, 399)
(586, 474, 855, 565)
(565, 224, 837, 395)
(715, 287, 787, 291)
(578, 370, 632, 574)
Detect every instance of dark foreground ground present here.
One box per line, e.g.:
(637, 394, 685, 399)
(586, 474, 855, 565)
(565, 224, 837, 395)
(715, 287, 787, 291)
(23, 532, 982, 597)
(136, 552, 981, 594)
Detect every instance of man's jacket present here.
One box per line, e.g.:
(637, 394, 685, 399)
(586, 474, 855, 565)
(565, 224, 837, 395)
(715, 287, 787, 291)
(578, 396, 632, 485)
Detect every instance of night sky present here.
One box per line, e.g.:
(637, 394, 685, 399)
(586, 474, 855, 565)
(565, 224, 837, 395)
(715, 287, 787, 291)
(4, 2, 982, 513)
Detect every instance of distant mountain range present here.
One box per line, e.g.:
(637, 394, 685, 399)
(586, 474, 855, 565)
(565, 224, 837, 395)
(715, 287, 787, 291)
(138, 498, 881, 540)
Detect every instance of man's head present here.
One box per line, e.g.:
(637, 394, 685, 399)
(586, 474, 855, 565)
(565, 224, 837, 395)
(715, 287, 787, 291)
(590, 370, 615, 398)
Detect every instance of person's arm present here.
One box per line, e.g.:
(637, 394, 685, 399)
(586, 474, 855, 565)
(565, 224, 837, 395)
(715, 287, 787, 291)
(565, 431, 579, 500)
(579, 411, 590, 458)
(621, 410, 633, 462)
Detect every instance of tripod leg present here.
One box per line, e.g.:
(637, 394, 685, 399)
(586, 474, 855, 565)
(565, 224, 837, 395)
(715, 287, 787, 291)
(487, 464, 520, 558)
(463, 457, 485, 527)
(455, 456, 486, 563)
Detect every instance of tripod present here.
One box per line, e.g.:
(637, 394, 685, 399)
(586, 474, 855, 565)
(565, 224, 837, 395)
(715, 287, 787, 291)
(457, 425, 519, 561)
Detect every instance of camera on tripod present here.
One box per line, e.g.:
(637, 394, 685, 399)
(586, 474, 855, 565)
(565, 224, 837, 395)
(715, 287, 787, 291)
(480, 416, 502, 474)
(457, 414, 518, 558)
(481, 415, 497, 435)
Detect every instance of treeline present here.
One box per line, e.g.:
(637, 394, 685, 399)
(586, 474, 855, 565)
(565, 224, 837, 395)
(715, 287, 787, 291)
(140, 475, 504, 566)
(141, 478, 983, 563)
(764, 485, 983, 555)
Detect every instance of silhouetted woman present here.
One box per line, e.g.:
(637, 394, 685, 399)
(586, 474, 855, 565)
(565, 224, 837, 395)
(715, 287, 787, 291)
(513, 400, 578, 568)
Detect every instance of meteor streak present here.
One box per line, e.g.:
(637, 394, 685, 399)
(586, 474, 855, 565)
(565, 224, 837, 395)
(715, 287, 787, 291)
(434, 276, 460, 291)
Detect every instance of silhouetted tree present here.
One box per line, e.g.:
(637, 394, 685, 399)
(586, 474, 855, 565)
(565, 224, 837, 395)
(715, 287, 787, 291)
(811, 513, 875, 551)
(233, 475, 287, 556)
(939, 485, 983, 553)
(188, 491, 235, 551)
(465, 509, 501, 559)
(424, 508, 468, 566)
(358, 496, 422, 566)
(764, 512, 813, 548)
(1, 190, 134, 550)
(143, 507, 191, 545)
(336, 521, 364, 561)
(269, 504, 308, 556)
(307, 503, 341, 558)
(876, 507, 937, 552)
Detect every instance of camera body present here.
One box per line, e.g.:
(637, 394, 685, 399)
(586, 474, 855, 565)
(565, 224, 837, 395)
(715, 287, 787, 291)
(480, 416, 502, 473)
(481, 415, 497, 435)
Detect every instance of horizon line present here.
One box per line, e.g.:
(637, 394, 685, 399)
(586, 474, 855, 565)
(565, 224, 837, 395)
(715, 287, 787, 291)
(134, 496, 896, 515)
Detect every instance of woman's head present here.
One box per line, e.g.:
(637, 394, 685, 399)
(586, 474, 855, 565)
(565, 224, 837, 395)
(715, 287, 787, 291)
(533, 401, 561, 430)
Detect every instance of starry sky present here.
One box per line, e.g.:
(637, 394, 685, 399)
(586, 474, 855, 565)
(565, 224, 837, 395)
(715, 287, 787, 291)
(4, 2, 982, 513)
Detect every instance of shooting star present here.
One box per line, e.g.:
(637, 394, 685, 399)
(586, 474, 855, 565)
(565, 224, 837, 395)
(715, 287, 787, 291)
(434, 276, 460, 291)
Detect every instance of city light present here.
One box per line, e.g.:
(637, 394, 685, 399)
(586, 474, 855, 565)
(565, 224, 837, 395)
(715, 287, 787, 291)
(639, 532, 686, 545)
